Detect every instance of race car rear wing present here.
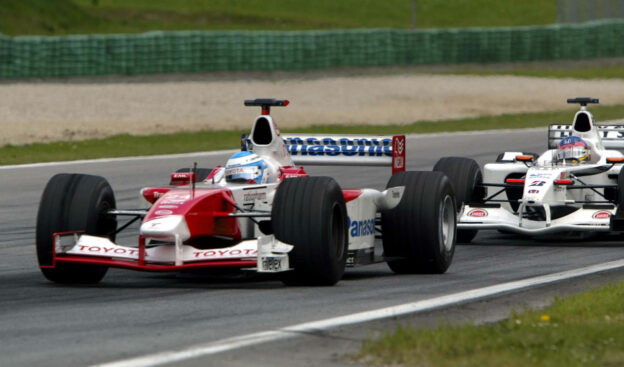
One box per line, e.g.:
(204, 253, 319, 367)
(281, 134, 406, 174)
(548, 123, 624, 149)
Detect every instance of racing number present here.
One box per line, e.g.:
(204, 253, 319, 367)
(530, 180, 546, 187)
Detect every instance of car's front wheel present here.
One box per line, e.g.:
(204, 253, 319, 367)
(36, 174, 116, 284)
(272, 176, 348, 286)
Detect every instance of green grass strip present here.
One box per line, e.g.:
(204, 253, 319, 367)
(2, 0, 556, 36)
(358, 281, 624, 367)
(443, 64, 624, 79)
(3, 104, 624, 166)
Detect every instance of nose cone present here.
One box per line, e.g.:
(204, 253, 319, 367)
(523, 173, 554, 205)
(140, 215, 191, 241)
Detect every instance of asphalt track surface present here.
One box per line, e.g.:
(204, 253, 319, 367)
(1, 128, 623, 366)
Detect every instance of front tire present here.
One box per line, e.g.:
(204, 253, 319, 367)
(36, 174, 117, 284)
(272, 176, 348, 286)
(381, 171, 457, 274)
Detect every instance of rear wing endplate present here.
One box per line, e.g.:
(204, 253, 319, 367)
(281, 134, 406, 174)
(548, 123, 624, 149)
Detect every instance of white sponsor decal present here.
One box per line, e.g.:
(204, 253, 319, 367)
(394, 137, 405, 155)
(243, 191, 266, 203)
(467, 209, 488, 217)
(225, 166, 259, 177)
(592, 211, 611, 219)
(528, 173, 553, 179)
(193, 248, 257, 259)
(161, 193, 191, 204)
(393, 156, 404, 169)
(157, 205, 179, 209)
(76, 245, 141, 257)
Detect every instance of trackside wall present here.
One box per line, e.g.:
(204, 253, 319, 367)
(1, 20, 624, 78)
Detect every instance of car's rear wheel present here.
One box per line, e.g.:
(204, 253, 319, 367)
(272, 176, 348, 286)
(36, 174, 117, 284)
(433, 157, 484, 243)
(617, 171, 624, 208)
(381, 171, 456, 274)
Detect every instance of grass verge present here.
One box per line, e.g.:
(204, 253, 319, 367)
(1, 0, 556, 36)
(358, 281, 624, 367)
(3, 104, 624, 166)
(441, 63, 624, 79)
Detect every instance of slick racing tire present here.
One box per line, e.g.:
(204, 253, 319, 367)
(381, 171, 456, 274)
(272, 176, 348, 286)
(433, 157, 484, 243)
(170, 167, 213, 184)
(617, 172, 624, 208)
(36, 174, 117, 284)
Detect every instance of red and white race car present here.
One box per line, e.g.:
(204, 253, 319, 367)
(36, 99, 457, 286)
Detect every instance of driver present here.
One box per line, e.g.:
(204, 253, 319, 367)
(554, 136, 590, 164)
(224, 151, 276, 184)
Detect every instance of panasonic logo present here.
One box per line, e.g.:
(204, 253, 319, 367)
(348, 216, 376, 237)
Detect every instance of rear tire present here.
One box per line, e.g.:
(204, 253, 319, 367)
(36, 174, 117, 284)
(381, 171, 456, 274)
(617, 172, 624, 208)
(433, 157, 484, 243)
(272, 177, 348, 286)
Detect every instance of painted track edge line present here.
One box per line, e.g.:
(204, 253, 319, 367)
(93, 258, 624, 367)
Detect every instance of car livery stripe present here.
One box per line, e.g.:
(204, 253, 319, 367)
(342, 189, 362, 203)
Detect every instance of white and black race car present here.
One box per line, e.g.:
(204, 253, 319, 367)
(434, 97, 624, 243)
(36, 99, 457, 286)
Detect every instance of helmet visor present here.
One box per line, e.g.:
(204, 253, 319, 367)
(555, 146, 589, 163)
(225, 166, 261, 183)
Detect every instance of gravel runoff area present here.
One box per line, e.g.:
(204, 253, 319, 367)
(2, 73, 624, 146)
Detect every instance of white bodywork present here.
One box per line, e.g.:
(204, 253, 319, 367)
(459, 106, 624, 236)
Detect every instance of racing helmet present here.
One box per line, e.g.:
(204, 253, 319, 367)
(224, 151, 268, 184)
(555, 136, 590, 164)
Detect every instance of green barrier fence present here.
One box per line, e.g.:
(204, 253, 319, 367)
(1, 20, 624, 78)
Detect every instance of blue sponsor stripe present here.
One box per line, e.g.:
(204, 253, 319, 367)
(347, 216, 376, 237)
(283, 137, 392, 146)
(286, 145, 392, 157)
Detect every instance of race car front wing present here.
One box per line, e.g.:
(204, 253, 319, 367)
(458, 204, 614, 235)
(44, 232, 293, 273)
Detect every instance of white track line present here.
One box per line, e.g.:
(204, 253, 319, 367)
(95, 258, 624, 367)
(0, 128, 544, 170)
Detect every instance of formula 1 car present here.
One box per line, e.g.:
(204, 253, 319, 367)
(36, 99, 457, 286)
(433, 97, 624, 243)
